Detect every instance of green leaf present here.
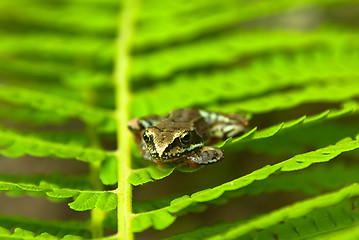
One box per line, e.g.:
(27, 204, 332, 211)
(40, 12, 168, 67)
(69, 191, 117, 211)
(205, 162, 359, 209)
(133, 134, 359, 231)
(0, 180, 116, 211)
(95, 192, 118, 211)
(206, 183, 359, 240)
(100, 156, 118, 185)
(0, 33, 114, 67)
(69, 192, 101, 211)
(136, 0, 357, 49)
(132, 29, 359, 81)
(236, 101, 358, 143)
(243, 121, 359, 158)
(0, 85, 116, 132)
(214, 81, 359, 114)
(129, 166, 176, 186)
(0, 127, 113, 162)
(132, 210, 176, 232)
(166, 186, 359, 240)
(0, 226, 83, 239)
(132, 48, 359, 116)
(0, 104, 67, 125)
(0, 181, 78, 198)
(0, 0, 118, 36)
(0, 214, 90, 238)
(46, 189, 79, 199)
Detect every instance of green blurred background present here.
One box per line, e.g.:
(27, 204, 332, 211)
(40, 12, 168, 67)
(0, 0, 359, 239)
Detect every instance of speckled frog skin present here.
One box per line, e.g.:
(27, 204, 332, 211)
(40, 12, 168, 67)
(128, 109, 248, 167)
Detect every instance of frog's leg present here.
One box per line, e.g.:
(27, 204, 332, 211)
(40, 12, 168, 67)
(185, 146, 224, 167)
(128, 115, 163, 131)
(199, 110, 248, 140)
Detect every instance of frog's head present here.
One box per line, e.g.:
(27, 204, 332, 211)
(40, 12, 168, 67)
(142, 123, 204, 162)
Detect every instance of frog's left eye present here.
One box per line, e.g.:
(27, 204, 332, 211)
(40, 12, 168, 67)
(179, 131, 191, 145)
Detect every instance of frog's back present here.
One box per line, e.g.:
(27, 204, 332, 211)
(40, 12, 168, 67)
(169, 109, 201, 122)
(171, 109, 209, 140)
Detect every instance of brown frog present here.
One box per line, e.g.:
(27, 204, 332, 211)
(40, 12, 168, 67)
(128, 109, 248, 167)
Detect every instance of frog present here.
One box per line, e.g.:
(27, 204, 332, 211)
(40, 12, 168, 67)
(128, 109, 248, 168)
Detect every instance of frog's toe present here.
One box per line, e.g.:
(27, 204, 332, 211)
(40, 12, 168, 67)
(188, 146, 224, 165)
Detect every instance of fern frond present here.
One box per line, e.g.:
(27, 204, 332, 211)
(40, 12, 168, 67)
(129, 166, 176, 186)
(0, 33, 114, 65)
(135, 0, 356, 49)
(0, 181, 117, 211)
(28, 131, 89, 147)
(132, 49, 358, 116)
(0, 104, 67, 125)
(0, 81, 86, 101)
(215, 81, 359, 114)
(2, 0, 353, 50)
(227, 101, 359, 145)
(206, 183, 359, 240)
(0, 0, 118, 36)
(128, 162, 359, 220)
(0, 57, 76, 81)
(0, 173, 91, 190)
(0, 226, 83, 240)
(164, 221, 238, 240)
(166, 184, 359, 240)
(132, 133, 359, 231)
(99, 156, 118, 185)
(0, 57, 112, 90)
(216, 162, 359, 204)
(69, 191, 117, 211)
(0, 127, 113, 162)
(129, 102, 358, 186)
(1, 0, 359, 238)
(326, 225, 359, 240)
(3, 30, 356, 88)
(0, 85, 115, 132)
(0, 215, 90, 238)
(131, 30, 358, 81)
(240, 121, 359, 157)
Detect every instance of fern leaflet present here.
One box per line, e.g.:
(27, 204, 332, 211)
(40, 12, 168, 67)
(133, 133, 359, 231)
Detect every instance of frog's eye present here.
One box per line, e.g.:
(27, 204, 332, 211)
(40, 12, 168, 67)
(179, 131, 191, 145)
(143, 130, 152, 143)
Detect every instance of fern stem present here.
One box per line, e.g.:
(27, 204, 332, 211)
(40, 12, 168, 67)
(84, 90, 106, 238)
(114, 0, 137, 239)
(89, 161, 105, 238)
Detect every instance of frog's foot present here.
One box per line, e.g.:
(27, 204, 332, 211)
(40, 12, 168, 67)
(186, 146, 224, 167)
(178, 159, 199, 168)
(155, 161, 163, 168)
(211, 123, 247, 140)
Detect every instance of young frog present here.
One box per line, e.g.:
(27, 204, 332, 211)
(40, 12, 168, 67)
(128, 109, 248, 168)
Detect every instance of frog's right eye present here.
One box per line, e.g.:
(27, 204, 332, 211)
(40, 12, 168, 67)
(143, 130, 152, 143)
